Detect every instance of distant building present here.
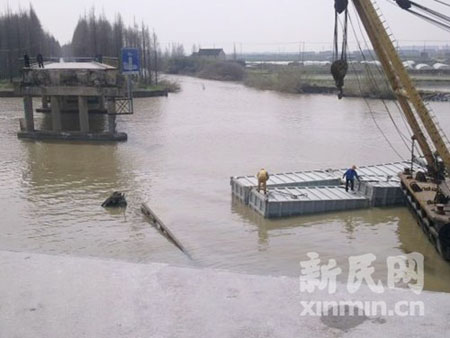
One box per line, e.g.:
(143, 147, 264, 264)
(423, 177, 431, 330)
(195, 48, 226, 60)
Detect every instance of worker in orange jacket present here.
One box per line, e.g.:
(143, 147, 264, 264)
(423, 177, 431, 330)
(257, 168, 270, 194)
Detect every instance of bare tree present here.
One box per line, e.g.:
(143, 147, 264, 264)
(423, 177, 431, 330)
(152, 30, 159, 84)
(0, 6, 61, 81)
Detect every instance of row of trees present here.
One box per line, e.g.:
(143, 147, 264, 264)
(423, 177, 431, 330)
(0, 6, 61, 81)
(69, 10, 162, 85)
(0, 7, 188, 85)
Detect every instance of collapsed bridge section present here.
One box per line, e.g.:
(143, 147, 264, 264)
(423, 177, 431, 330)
(17, 60, 130, 142)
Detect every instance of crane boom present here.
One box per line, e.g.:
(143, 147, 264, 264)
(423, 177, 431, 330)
(346, 0, 450, 260)
(352, 0, 450, 177)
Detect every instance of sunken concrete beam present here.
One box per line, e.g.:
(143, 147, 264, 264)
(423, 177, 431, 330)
(50, 96, 62, 131)
(23, 95, 34, 132)
(78, 96, 89, 133)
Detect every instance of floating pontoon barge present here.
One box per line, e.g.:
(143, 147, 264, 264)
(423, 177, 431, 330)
(231, 161, 425, 218)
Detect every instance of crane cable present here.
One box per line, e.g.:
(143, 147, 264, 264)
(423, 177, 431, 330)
(431, 0, 450, 8)
(408, 9, 450, 32)
(337, 12, 406, 160)
(353, 0, 439, 159)
(351, 3, 416, 142)
(408, 0, 450, 23)
(352, 67, 406, 160)
(391, 0, 450, 32)
(348, 6, 421, 156)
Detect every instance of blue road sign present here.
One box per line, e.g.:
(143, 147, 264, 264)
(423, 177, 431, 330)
(121, 48, 140, 74)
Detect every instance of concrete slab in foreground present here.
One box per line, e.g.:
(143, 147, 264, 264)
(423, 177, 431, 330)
(0, 251, 449, 338)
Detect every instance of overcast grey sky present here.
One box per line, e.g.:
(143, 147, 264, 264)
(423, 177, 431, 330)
(1, 0, 449, 52)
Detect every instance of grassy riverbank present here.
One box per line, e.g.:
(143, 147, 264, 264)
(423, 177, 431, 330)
(242, 63, 450, 99)
(137, 79, 181, 93)
(166, 57, 450, 99)
(244, 65, 390, 96)
(166, 57, 245, 82)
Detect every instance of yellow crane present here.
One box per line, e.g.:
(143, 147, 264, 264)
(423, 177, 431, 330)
(337, 0, 450, 259)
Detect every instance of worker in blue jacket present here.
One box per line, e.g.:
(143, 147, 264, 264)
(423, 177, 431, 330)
(343, 165, 360, 192)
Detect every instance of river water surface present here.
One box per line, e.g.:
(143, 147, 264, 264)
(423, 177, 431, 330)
(1, 75, 450, 292)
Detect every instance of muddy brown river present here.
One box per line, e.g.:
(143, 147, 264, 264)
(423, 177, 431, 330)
(1, 75, 449, 292)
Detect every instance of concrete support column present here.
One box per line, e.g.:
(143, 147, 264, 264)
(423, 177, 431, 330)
(99, 96, 106, 112)
(107, 98, 116, 134)
(23, 95, 34, 132)
(50, 96, 62, 131)
(41, 96, 49, 109)
(78, 96, 89, 133)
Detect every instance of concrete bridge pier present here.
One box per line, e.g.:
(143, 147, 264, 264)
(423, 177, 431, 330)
(78, 96, 90, 133)
(41, 96, 49, 109)
(23, 96, 34, 132)
(99, 96, 106, 112)
(17, 61, 128, 142)
(107, 98, 117, 134)
(50, 96, 62, 131)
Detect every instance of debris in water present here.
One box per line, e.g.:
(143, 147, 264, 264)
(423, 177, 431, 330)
(102, 191, 127, 208)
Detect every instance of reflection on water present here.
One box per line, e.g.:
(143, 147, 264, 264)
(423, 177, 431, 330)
(232, 196, 450, 292)
(1, 76, 450, 292)
(38, 112, 109, 132)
